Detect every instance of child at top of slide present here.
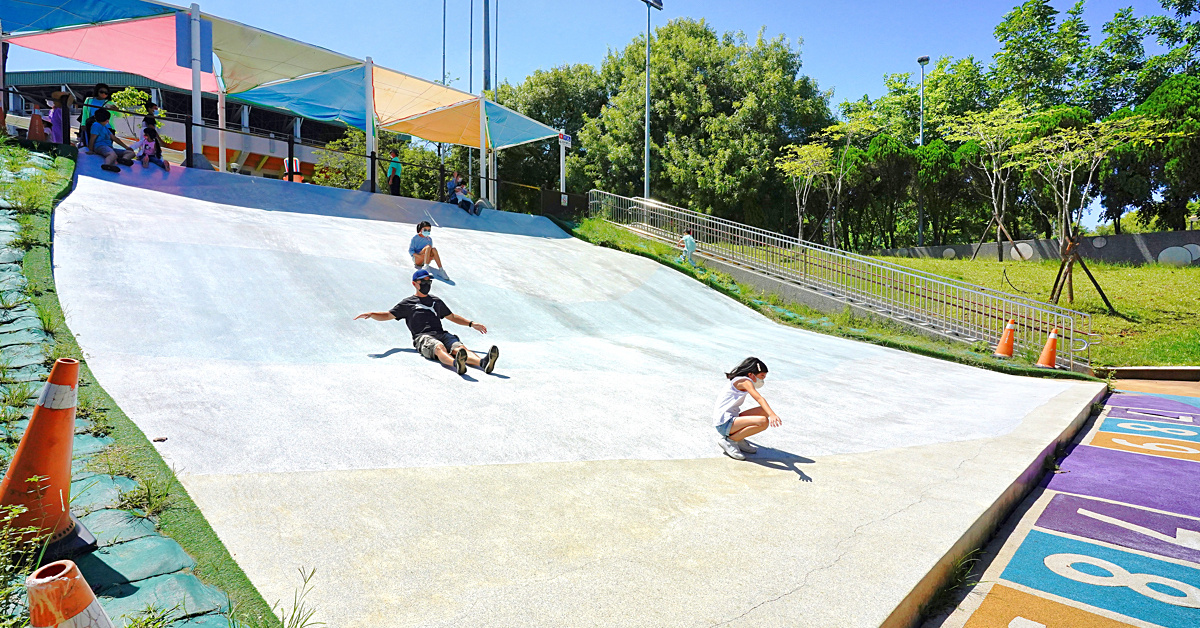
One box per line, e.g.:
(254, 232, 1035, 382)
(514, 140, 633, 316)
(131, 127, 170, 172)
(712, 357, 782, 460)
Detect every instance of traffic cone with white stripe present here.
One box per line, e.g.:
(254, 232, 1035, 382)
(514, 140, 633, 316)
(1035, 328, 1060, 369)
(0, 359, 96, 562)
(26, 560, 113, 628)
(993, 319, 1016, 358)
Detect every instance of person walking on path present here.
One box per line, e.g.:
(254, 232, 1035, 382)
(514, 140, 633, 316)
(409, 221, 445, 271)
(712, 357, 781, 460)
(387, 149, 403, 196)
(355, 269, 499, 375)
(677, 229, 697, 265)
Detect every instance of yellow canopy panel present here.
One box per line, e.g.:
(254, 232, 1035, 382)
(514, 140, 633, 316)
(372, 66, 475, 128)
(213, 16, 359, 94)
(383, 98, 483, 147)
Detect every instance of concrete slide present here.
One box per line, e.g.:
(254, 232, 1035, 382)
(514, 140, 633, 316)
(55, 157, 1104, 627)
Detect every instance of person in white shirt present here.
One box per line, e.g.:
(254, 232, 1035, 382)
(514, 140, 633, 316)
(712, 357, 781, 460)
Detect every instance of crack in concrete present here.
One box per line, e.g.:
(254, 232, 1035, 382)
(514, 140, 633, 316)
(709, 440, 991, 627)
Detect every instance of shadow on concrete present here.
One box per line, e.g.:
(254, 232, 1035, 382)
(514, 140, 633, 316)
(368, 348, 416, 359)
(743, 444, 815, 482)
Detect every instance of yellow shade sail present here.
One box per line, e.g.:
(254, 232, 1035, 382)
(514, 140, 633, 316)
(212, 16, 359, 94)
(372, 66, 476, 128)
(382, 98, 484, 147)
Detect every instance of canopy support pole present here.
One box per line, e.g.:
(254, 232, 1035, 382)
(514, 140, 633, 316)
(479, 97, 487, 201)
(189, 4, 203, 160)
(364, 57, 376, 173)
(559, 130, 566, 193)
(217, 89, 226, 171)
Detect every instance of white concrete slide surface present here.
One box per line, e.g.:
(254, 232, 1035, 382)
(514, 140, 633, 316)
(55, 158, 1103, 627)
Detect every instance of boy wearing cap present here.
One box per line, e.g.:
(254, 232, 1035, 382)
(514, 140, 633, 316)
(355, 269, 499, 375)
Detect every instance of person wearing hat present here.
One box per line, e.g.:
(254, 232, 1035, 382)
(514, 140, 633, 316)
(46, 91, 75, 145)
(354, 268, 499, 375)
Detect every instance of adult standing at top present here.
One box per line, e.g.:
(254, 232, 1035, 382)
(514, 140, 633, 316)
(46, 91, 74, 145)
(386, 149, 404, 196)
(355, 269, 499, 375)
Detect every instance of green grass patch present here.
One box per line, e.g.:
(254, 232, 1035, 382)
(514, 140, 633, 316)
(561, 217, 1096, 381)
(10, 147, 277, 625)
(872, 256, 1200, 367)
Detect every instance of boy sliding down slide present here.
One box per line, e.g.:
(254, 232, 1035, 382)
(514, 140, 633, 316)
(355, 269, 498, 375)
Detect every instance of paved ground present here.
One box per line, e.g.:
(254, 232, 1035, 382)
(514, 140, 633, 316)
(54, 158, 1104, 627)
(931, 382, 1200, 628)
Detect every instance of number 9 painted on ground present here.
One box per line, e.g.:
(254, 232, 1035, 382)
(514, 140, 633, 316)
(1044, 553, 1200, 608)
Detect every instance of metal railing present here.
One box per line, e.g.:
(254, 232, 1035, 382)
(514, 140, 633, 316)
(588, 190, 1096, 371)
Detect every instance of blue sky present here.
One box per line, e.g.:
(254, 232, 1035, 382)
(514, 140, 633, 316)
(9, 0, 1173, 106)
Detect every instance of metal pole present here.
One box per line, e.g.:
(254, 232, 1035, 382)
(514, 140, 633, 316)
(559, 133, 566, 193)
(364, 57, 376, 164)
(644, 3, 651, 199)
(287, 132, 294, 181)
(370, 151, 377, 193)
(184, 116, 194, 168)
(0, 20, 7, 120)
(479, 96, 487, 200)
(917, 59, 926, 247)
(217, 89, 226, 172)
(483, 0, 491, 92)
(470, 0, 474, 185)
(190, 4, 203, 158)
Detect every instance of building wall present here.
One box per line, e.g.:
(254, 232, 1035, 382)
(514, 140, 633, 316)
(870, 231, 1200, 266)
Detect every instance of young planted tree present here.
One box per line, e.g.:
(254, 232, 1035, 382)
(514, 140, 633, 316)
(774, 143, 832, 240)
(941, 99, 1031, 261)
(812, 111, 878, 247)
(1014, 113, 1173, 307)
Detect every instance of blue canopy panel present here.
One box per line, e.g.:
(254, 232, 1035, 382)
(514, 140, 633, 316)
(233, 64, 367, 131)
(0, 0, 171, 34)
(485, 100, 557, 150)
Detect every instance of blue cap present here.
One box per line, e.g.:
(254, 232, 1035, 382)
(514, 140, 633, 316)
(412, 269, 433, 282)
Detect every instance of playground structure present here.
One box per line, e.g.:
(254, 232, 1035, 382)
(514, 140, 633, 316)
(589, 190, 1098, 372)
(45, 157, 1107, 626)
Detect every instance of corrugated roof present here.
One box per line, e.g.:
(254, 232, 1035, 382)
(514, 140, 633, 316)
(6, 69, 174, 89)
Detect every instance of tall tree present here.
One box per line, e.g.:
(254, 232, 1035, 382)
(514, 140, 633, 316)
(774, 143, 832, 239)
(991, 1, 1091, 110)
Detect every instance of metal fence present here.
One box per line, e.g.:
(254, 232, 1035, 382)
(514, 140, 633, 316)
(588, 190, 1096, 371)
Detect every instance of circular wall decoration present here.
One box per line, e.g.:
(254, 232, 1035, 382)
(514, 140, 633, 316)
(1157, 246, 1193, 267)
(942, 248, 957, 259)
(1183, 243, 1200, 262)
(1092, 237, 1107, 248)
(1009, 242, 1035, 261)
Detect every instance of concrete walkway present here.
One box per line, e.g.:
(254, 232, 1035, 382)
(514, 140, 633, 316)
(54, 158, 1104, 627)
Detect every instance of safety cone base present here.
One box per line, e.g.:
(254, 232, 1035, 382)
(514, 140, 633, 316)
(41, 513, 96, 566)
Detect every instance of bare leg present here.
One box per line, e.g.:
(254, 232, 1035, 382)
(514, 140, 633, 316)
(453, 344, 482, 366)
(432, 343, 456, 367)
(728, 407, 769, 441)
(421, 245, 444, 269)
(412, 252, 428, 267)
(104, 152, 118, 166)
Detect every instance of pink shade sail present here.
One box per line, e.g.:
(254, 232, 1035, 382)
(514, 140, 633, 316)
(7, 15, 219, 92)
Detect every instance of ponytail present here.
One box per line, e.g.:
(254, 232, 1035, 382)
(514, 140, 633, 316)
(726, 357, 768, 380)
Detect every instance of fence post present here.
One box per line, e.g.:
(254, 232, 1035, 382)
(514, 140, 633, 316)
(286, 133, 295, 181)
(184, 117, 193, 169)
(439, 162, 445, 202)
(369, 151, 377, 193)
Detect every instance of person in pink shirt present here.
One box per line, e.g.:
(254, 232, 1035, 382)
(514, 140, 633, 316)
(130, 127, 170, 172)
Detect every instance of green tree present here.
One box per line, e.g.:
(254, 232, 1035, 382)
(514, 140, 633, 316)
(991, 1, 1091, 111)
(774, 143, 832, 238)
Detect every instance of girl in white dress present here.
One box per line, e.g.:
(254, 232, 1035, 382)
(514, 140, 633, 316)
(712, 357, 781, 460)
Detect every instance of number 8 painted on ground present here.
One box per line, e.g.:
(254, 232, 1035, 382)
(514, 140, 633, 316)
(1116, 422, 1198, 437)
(1111, 438, 1200, 454)
(1044, 553, 1200, 608)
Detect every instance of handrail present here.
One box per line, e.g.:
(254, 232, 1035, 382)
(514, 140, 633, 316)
(589, 190, 1094, 370)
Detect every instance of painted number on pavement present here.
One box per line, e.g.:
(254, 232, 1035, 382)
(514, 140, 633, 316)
(1090, 432, 1200, 463)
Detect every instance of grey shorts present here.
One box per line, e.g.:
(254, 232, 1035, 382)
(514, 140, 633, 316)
(715, 413, 736, 437)
(94, 145, 116, 158)
(414, 332, 464, 360)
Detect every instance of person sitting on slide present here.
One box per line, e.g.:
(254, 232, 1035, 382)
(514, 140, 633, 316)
(446, 171, 478, 215)
(712, 357, 782, 460)
(86, 109, 135, 173)
(354, 269, 499, 375)
(409, 221, 445, 272)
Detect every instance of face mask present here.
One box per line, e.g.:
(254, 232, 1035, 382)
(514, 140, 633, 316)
(752, 376, 765, 390)
(421, 230, 430, 237)
(417, 279, 433, 294)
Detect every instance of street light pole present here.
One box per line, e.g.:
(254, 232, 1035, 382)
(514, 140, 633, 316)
(640, 1, 662, 200)
(917, 55, 929, 247)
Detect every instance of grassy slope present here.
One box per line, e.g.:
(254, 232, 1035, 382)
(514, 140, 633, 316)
(873, 256, 1200, 367)
(564, 217, 1097, 382)
(19, 151, 276, 625)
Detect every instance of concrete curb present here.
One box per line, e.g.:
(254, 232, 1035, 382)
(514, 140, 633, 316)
(1095, 366, 1200, 381)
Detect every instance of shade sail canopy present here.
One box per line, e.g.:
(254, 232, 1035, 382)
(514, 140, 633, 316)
(0, 0, 170, 34)
(372, 65, 475, 127)
(484, 100, 558, 150)
(383, 98, 482, 147)
(211, 16, 358, 94)
(234, 64, 367, 130)
(6, 13, 219, 92)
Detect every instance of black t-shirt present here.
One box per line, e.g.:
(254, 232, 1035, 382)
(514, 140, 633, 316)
(390, 295, 452, 339)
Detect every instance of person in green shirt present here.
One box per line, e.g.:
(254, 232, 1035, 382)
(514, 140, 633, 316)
(386, 149, 403, 196)
(677, 229, 697, 265)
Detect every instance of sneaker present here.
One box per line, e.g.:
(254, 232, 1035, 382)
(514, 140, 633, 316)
(736, 439, 757, 454)
(116, 157, 134, 166)
(100, 164, 120, 173)
(479, 345, 499, 374)
(454, 347, 468, 375)
(717, 436, 745, 461)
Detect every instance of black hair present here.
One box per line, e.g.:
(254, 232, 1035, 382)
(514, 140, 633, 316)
(726, 357, 768, 380)
(390, 148, 398, 156)
(416, 221, 431, 232)
(93, 83, 111, 97)
(93, 108, 111, 123)
(685, 229, 693, 235)
(145, 101, 159, 110)
(143, 127, 163, 158)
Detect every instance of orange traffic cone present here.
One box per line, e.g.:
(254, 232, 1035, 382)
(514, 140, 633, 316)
(1035, 328, 1060, 369)
(993, 319, 1017, 358)
(0, 359, 96, 562)
(26, 560, 113, 628)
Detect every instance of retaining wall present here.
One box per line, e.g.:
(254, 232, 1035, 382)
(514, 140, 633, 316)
(871, 230, 1200, 266)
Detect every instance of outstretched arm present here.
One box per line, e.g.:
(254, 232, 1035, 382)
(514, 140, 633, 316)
(736, 379, 782, 427)
(446, 313, 487, 334)
(354, 311, 396, 321)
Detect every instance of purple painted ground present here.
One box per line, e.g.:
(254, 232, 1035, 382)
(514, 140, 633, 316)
(1045, 445, 1200, 519)
(1036, 493, 1200, 564)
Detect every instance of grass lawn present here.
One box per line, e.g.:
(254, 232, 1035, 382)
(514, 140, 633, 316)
(5, 141, 277, 625)
(565, 217, 1096, 381)
(872, 256, 1200, 367)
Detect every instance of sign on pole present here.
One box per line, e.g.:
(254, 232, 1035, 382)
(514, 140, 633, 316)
(175, 12, 213, 72)
(558, 133, 572, 149)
